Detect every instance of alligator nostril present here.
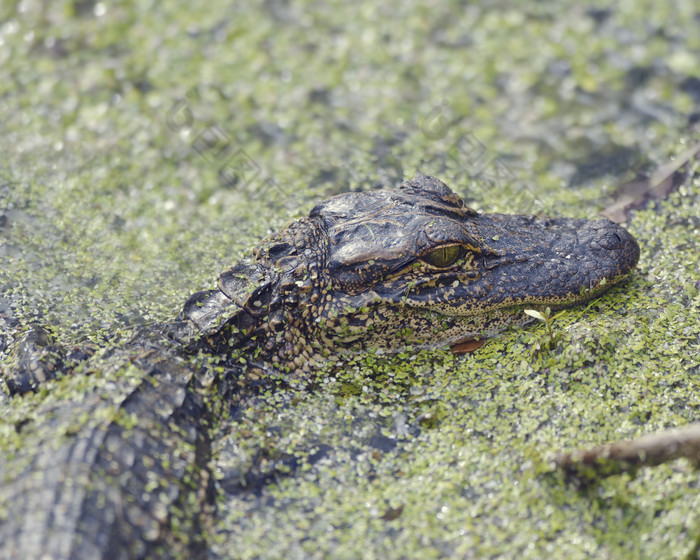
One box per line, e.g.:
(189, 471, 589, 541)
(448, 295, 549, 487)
(595, 229, 624, 250)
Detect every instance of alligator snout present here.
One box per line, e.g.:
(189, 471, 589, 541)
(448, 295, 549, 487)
(590, 219, 640, 276)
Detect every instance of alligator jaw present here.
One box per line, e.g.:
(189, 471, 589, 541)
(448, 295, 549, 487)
(473, 213, 640, 312)
(431, 213, 640, 348)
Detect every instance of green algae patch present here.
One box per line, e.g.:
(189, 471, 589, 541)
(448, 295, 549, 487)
(2, 0, 700, 558)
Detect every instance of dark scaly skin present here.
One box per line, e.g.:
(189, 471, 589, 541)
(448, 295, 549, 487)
(0, 175, 640, 559)
(0, 326, 220, 559)
(185, 174, 638, 367)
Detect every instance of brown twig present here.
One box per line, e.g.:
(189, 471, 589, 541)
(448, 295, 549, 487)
(601, 142, 700, 223)
(554, 423, 700, 480)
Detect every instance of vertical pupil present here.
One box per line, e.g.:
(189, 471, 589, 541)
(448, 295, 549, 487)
(428, 245, 460, 266)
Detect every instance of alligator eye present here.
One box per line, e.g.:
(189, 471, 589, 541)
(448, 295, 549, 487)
(422, 245, 464, 268)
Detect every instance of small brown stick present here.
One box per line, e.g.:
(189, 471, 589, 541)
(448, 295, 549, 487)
(601, 142, 700, 223)
(554, 423, 700, 480)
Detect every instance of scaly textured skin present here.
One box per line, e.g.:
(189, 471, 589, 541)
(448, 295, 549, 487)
(185, 175, 639, 366)
(0, 326, 220, 559)
(0, 175, 639, 559)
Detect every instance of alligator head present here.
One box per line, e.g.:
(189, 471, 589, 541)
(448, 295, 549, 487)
(182, 175, 639, 369)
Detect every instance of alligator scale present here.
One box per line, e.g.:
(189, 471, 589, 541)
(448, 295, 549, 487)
(0, 175, 639, 558)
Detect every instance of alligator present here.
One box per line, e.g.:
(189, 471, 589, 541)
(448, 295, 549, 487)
(0, 175, 640, 559)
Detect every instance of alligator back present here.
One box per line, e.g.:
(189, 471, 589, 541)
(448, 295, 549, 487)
(0, 328, 219, 559)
